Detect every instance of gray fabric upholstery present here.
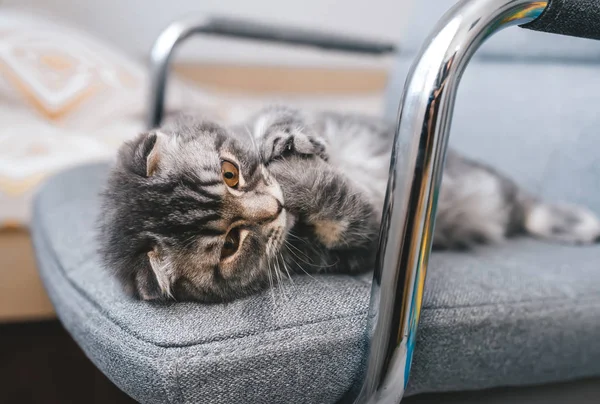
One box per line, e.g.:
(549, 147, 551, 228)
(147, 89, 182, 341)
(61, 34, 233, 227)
(32, 162, 600, 403)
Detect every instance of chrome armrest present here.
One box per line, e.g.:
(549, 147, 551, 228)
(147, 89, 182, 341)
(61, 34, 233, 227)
(353, 1, 548, 403)
(147, 16, 396, 129)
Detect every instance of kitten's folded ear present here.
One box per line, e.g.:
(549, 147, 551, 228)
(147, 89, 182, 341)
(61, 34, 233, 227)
(135, 246, 174, 300)
(120, 131, 169, 177)
(135, 265, 164, 301)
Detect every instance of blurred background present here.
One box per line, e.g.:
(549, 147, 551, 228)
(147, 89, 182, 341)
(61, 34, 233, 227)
(0, 0, 410, 403)
(6, 0, 411, 68)
(4, 0, 413, 106)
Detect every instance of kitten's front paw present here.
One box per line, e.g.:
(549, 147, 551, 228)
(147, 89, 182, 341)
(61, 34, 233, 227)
(261, 127, 328, 163)
(253, 107, 328, 163)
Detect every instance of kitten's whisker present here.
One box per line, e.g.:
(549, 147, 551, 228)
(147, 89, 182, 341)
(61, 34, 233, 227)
(285, 233, 314, 254)
(283, 243, 333, 290)
(284, 241, 315, 265)
(286, 231, 305, 242)
(284, 240, 338, 269)
(279, 253, 295, 286)
(286, 254, 319, 282)
(180, 234, 198, 250)
(284, 241, 318, 268)
(273, 258, 288, 300)
(266, 258, 276, 305)
(286, 232, 319, 252)
(286, 254, 335, 291)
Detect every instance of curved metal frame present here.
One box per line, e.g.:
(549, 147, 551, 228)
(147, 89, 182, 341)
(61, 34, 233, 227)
(147, 1, 548, 403)
(146, 16, 395, 129)
(354, 1, 547, 403)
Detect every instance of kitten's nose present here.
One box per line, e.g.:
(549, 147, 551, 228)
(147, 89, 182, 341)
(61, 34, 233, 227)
(239, 193, 282, 223)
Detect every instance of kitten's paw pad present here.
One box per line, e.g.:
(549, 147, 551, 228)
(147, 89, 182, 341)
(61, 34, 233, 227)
(525, 203, 600, 244)
(252, 107, 328, 162)
(261, 127, 328, 163)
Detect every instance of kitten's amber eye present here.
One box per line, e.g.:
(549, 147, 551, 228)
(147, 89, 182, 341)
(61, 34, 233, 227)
(221, 228, 240, 259)
(221, 160, 239, 187)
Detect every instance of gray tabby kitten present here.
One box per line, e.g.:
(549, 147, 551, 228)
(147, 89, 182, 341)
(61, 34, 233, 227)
(99, 106, 600, 302)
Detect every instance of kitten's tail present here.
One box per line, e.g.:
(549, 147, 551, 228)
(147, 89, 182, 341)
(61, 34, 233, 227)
(521, 196, 600, 244)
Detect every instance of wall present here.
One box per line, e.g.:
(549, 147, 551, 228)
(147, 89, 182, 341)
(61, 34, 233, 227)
(4, 0, 414, 68)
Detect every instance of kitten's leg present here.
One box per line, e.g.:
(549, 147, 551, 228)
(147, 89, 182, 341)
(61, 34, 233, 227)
(268, 156, 379, 274)
(434, 151, 600, 249)
(523, 203, 600, 244)
(246, 105, 330, 163)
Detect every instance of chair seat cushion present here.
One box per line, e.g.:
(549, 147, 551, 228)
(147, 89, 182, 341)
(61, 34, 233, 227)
(32, 163, 600, 403)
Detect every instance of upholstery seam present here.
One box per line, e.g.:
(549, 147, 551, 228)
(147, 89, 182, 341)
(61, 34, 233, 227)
(422, 294, 600, 311)
(175, 349, 184, 404)
(168, 317, 365, 361)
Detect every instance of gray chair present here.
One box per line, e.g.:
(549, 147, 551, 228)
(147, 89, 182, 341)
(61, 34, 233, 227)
(31, 0, 600, 402)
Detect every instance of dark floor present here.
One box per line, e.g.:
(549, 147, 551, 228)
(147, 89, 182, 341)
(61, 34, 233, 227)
(0, 320, 136, 404)
(404, 378, 600, 404)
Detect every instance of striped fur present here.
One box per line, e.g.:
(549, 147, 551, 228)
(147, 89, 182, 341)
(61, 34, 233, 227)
(99, 106, 600, 302)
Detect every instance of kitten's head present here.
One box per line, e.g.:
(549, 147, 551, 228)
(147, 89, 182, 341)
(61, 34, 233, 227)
(99, 118, 292, 302)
